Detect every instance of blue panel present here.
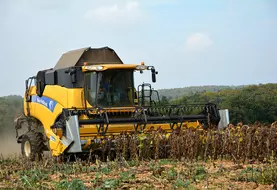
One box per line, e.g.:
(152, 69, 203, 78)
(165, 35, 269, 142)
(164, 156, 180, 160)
(31, 95, 57, 112)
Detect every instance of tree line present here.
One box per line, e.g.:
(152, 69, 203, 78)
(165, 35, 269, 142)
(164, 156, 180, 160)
(158, 85, 245, 101)
(0, 83, 276, 133)
(160, 83, 277, 124)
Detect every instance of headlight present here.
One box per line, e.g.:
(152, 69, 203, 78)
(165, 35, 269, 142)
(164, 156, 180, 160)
(84, 66, 104, 71)
(136, 65, 147, 70)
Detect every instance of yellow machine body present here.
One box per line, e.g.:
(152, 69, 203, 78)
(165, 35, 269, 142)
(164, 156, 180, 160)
(23, 64, 201, 156)
(17, 47, 219, 158)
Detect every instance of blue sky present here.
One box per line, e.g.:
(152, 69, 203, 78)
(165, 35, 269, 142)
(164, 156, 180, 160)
(0, 0, 276, 96)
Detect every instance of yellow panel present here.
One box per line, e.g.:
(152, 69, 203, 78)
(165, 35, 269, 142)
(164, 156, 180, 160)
(78, 123, 173, 136)
(23, 85, 81, 156)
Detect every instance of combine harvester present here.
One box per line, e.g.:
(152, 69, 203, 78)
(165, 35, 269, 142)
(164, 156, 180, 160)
(14, 47, 221, 161)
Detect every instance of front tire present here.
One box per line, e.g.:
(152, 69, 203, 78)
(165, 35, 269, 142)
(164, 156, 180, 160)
(21, 132, 44, 161)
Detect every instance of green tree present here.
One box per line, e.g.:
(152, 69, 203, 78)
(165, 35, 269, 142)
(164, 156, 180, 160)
(169, 84, 277, 124)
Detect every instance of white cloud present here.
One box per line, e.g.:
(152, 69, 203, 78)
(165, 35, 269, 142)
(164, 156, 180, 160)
(84, 1, 143, 24)
(185, 33, 213, 52)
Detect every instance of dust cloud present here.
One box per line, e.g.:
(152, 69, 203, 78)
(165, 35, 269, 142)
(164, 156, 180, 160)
(0, 128, 20, 158)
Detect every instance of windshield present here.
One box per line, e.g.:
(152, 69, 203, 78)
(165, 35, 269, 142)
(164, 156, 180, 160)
(85, 69, 134, 107)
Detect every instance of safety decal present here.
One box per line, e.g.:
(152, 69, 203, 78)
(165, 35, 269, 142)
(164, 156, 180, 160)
(31, 95, 57, 112)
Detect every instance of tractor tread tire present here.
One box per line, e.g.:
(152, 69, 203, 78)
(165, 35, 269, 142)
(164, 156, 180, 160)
(21, 131, 44, 161)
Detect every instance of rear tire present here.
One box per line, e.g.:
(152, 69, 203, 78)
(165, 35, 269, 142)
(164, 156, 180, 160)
(21, 131, 45, 161)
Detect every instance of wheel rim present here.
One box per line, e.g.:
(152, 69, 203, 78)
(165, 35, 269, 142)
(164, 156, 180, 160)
(24, 141, 31, 157)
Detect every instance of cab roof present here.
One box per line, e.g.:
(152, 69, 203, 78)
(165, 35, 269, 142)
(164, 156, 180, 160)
(54, 46, 123, 70)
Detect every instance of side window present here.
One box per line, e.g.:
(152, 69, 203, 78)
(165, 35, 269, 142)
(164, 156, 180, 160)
(85, 72, 97, 106)
(31, 78, 36, 86)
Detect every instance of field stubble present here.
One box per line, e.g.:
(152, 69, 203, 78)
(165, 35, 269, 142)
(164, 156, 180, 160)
(1, 122, 277, 189)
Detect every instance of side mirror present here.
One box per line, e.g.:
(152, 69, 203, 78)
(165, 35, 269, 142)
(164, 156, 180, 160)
(25, 79, 28, 90)
(151, 68, 158, 83)
(36, 71, 46, 97)
(25, 79, 31, 102)
(36, 79, 44, 97)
